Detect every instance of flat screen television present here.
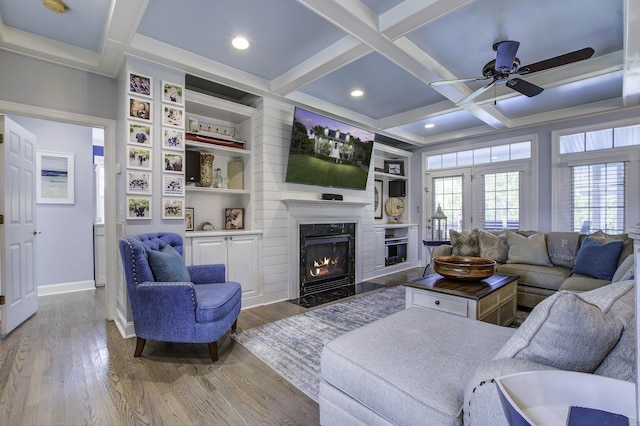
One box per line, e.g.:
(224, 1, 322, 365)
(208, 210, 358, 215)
(285, 107, 374, 191)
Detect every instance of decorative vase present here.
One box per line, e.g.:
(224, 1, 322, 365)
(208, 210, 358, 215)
(199, 153, 214, 187)
(213, 168, 224, 188)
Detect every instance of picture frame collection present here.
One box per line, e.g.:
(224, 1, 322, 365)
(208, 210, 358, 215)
(126, 71, 186, 221)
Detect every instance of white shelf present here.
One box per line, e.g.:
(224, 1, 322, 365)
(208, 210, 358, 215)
(184, 139, 251, 156)
(186, 186, 250, 195)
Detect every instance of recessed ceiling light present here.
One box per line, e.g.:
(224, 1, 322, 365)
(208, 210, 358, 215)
(350, 89, 364, 97)
(424, 123, 435, 129)
(232, 37, 249, 50)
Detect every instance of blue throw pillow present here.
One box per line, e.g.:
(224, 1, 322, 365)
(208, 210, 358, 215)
(147, 244, 191, 282)
(572, 237, 624, 280)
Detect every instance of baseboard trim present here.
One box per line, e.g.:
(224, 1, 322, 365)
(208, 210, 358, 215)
(38, 280, 95, 296)
(115, 308, 135, 339)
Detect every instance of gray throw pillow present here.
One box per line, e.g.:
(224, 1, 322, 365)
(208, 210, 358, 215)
(450, 229, 480, 257)
(478, 231, 508, 263)
(505, 231, 553, 266)
(494, 291, 623, 372)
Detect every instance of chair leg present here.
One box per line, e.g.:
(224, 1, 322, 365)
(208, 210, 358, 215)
(208, 341, 218, 362)
(134, 337, 146, 357)
(231, 319, 238, 332)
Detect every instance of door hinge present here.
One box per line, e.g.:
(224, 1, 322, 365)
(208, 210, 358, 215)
(0, 214, 3, 224)
(0, 133, 3, 143)
(0, 295, 5, 305)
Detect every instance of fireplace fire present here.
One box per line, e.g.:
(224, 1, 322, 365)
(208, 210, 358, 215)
(299, 223, 355, 297)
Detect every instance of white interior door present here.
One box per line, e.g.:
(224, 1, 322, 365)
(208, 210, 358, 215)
(0, 115, 38, 335)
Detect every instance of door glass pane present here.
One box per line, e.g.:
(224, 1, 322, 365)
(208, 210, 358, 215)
(483, 171, 519, 230)
(431, 175, 463, 238)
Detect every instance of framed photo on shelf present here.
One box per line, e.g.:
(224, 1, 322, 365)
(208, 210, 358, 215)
(162, 127, 184, 150)
(126, 197, 151, 220)
(384, 160, 404, 176)
(127, 146, 152, 170)
(162, 105, 184, 128)
(128, 121, 152, 146)
(185, 207, 194, 231)
(162, 175, 185, 196)
(162, 81, 184, 106)
(162, 197, 184, 219)
(163, 151, 184, 173)
(128, 96, 152, 122)
(128, 71, 152, 98)
(374, 179, 383, 219)
(36, 150, 74, 204)
(225, 208, 244, 230)
(126, 171, 152, 195)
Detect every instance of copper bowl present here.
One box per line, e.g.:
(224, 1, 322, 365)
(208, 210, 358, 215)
(433, 256, 497, 281)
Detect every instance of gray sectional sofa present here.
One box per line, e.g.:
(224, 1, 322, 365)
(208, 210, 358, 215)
(319, 278, 636, 425)
(430, 229, 633, 308)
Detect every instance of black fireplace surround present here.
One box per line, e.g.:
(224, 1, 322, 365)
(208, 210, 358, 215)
(299, 223, 356, 297)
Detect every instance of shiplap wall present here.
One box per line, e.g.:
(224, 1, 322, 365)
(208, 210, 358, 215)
(253, 97, 377, 304)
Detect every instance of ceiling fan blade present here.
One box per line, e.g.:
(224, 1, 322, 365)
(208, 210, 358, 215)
(517, 47, 595, 75)
(494, 40, 520, 73)
(506, 78, 544, 97)
(457, 82, 495, 105)
(429, 76, 489, 86)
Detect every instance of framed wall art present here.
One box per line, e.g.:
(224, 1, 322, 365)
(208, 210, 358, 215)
(162, 81, 184, 106)
(162, 198, 184, 219)
(162, 105, 184, 128)
(128, 146, 152, 170)
(162, 175, 185, 196)
(225, 208, 244, 230)
(163, 151, 184, 173)
(128, 71, 152, 98)
(36, 150, 74, 204)
(128, 96, 152, 122)
(384, 160, 404, 176)
(126, 197, 151, 220)
(185, 207, 194, 231)
(374, 179, 383, 219)
(126, 171, 152, 195)
(128, 121, 152, 146)
(162, 127, 184, 150)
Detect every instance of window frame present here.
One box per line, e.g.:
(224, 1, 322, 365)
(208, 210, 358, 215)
(551, 117, 640, 232)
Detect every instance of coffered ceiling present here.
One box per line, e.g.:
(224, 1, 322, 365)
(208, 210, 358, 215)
(0, 0, 638, 147)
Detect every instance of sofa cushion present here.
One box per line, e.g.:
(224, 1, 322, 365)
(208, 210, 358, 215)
(587, 231, 633, 267)
(546, 231, 580, 267)
(450, 229, 480, 257)
(612, 254, 634, 283)
(494, 291, 623, 372)
(506, 231, 552, 266)
(559, 274, 611, 292)
(572, 237, 623, 280)
(321, 307, 515, 426)
(479, 231, 508, 263)
(497, 263, 571, 291)
(147, 244, 191, 282)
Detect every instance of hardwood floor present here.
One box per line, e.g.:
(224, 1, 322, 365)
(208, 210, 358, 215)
(0, 268, 422, 425)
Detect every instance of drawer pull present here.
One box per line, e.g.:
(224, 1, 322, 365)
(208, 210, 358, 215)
(435, 300, 440, 305)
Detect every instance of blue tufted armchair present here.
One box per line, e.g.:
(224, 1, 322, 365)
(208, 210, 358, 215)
(119, 232, 241, 362)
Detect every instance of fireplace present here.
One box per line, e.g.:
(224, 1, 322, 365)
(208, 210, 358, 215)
(299, 223, 355, 297)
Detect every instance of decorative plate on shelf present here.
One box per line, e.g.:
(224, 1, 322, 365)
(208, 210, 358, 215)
(385, 197, 404, 217)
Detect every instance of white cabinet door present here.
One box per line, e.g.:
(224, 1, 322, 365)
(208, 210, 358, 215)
(227, 234, 259, 297)
(374, 228, 386, 270)
(408, 225, 419, 262)
(191, 236, 227, 267)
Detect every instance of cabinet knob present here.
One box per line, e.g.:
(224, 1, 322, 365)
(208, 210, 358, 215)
(434, 300, 440, 305)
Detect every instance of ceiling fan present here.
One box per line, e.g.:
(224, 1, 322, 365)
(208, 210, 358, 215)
(430, 40, 595, 105)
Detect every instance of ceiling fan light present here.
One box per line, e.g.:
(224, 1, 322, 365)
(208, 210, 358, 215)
(42, 0, 67, 13)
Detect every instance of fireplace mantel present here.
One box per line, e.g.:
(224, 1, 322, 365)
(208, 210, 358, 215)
(284, 199, 368, 298)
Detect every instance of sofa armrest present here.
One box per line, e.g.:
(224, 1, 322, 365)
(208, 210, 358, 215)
(463, 358, 558, 426)
(187, 264, 226, 284)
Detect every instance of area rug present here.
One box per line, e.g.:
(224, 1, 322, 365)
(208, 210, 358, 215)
(232, 285, 406, 402)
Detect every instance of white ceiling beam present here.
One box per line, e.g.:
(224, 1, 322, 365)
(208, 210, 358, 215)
(271, 35, 370, 96)
(380, 0, 472, 40)
(623, 0, 640, 106)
